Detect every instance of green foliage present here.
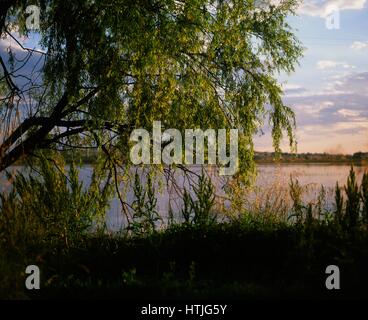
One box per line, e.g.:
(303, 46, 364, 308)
(316, 185, 327, 219)
(1, 0, 303, 179)
(122, 268, 139, 286)
(17, 216, 368, 300)
(0, 155, 111, 251)
(345, 166, 361, 231)
(182, 189, 192, 224)
(180, 172, 216, 226)
(0, 154, 112, 298)
(336, 167, 368, 237)
(288, 176, 304, 223)
(130, 171, 161, 235)
(288, 167, 368, 235)
(361, 171, 368, 223)
(334, 182, 344, 226)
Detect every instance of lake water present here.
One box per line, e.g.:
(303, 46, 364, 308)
(81, 163, 368, 230)
(1, 163, 367, 230)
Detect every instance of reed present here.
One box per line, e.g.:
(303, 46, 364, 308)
(361, 170, 368, 223)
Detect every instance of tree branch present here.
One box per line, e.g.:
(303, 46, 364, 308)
(0, 56, 20, 93)
(0, 92, 69, 171)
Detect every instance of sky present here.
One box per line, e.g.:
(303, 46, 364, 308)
(1, 0, 367, 155)
(255, 0, 368, 154)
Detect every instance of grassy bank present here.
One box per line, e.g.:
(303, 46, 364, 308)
(1, 159, 368, 300)
(2, 218, 368, 300)
(27, 220, 368, 300)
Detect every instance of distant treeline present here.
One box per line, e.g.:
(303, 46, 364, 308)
(30, 150, 368, 165)
(254, 151, 368, 164)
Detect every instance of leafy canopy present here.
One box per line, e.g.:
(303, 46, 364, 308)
(0, 0, 303, 178)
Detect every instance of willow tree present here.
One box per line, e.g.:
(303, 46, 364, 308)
(0, 0, 303, 180)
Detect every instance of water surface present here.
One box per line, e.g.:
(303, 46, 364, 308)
(1, 163, 367, 230)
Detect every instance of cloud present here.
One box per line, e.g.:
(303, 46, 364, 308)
(337, 109, 360, 117)
(280, 72, 368, 153)
(351, 41, 368, 50)
(316, 60, 356, 70)
(298, 0, 367, 18)
(317, 60, 340, 70)
(282, 83, 307, 96)
(283, 83, 303, 90)
(333, 72, 368, 94)
(301, 121, 368, 136)
(294, 102, 332, 118)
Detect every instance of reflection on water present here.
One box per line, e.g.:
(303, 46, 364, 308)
(1, 164, 367, 230)
(256, 164, 367, 189)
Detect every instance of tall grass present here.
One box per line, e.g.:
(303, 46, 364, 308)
(286, 166, 368, 234)
(361, 171, 368, 223)
(0, 155, 111, 298)
(1, 158, 368, 299)
(181, 172, 216, 226)
(345, 167, 361, 231)
(130, 171, 161, 235)
(0, 159, 111, 250)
